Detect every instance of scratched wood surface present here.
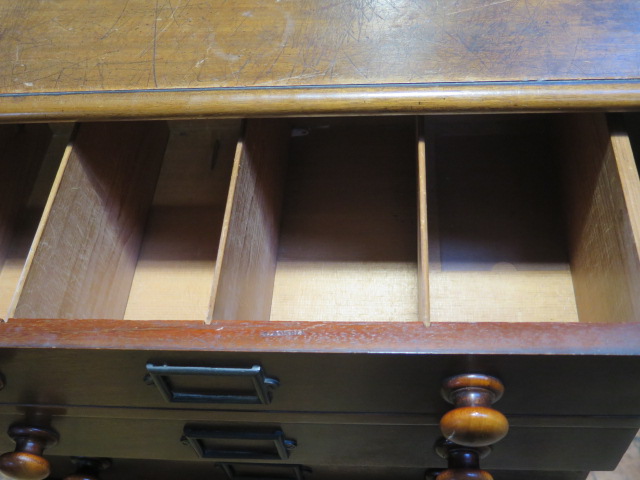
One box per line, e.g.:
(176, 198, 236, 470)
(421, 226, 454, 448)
(2, 0, 639, 92)
(0, 0, 640, 119)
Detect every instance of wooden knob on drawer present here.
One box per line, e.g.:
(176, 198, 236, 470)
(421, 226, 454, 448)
(0, 424, 59, 480)
(63, 457, 112, 480)
(440, 374, 508, 447)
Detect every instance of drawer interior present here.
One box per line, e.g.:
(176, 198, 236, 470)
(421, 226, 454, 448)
(427, 116, 578, 322)
(123, 121, 239, 320)
(8, 121, 239, 321)
(425, 114, 640, 323)
(3, 114, 639, 324)
(209, 118, 427, 323)
(0, 124, 70, 318)
(270, 119, 420, 322)
(211, 114, 640, 324)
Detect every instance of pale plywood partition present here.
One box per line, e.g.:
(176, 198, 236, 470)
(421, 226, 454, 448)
(209, 119, 291, 322)
(10, 122, 169, 319)
(0, 125, 53, 319)
(416, 118, 430, 326)
(558, 114, 640, 324)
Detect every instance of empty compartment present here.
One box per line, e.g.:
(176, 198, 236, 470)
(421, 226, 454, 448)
(0, 124, 68, 319)
(211, 118, 427, 323)
(10, 120, 240, 321)
(426, 114, 640, 323)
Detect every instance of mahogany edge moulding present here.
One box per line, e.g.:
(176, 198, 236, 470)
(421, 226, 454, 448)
(2, 81, 640, 122)
(0, 320, 639, 355)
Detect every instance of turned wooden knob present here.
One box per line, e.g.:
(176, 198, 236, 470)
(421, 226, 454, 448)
(435, 439, 493, 480)
(63, 457, 112, 480)
(0, 424, 59, 480)
(440, 374, 508, 447)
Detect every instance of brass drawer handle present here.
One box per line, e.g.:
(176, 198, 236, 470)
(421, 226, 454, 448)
(440, 374, 508, 447)
(0, 423, 58, 480)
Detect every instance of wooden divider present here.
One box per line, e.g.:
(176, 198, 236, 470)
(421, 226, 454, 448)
(208, 119, 291, 322)
(416, 118, 430, 326)
(558, 114, 640, 324)
(10, 122, 169, 320)
(0, 125, 53, 319)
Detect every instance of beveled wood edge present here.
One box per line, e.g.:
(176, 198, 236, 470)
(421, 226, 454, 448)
(1, 80, 640, 122)
(0, 319, 639, 355)
(0, 405, 638, 429)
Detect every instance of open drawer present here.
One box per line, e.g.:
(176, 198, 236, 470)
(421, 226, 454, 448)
(0, 114, 639, 417)
(3, 114, 639, 326)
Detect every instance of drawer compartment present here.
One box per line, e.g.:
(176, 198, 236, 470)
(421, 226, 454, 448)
(425, 114, 640, 323)
(8, 121, 240, 321)
(210, 114, 640, 324)
(211, 117, 427, 323)
(0, 124, 68, 319)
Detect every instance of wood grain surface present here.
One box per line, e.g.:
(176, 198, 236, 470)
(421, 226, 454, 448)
(417, 118, 429, 326)
(2, 0, 639, 91)
(1, 1, 640, 119)
(428, 115, 578, 323)
(558, 115, 640, 324)
(123, 120, 239, 321)
(209, 119, 290, 322)
(269, 119, 418, 323)
(10, 122, 169, 319)
(1, 319, 640, 355)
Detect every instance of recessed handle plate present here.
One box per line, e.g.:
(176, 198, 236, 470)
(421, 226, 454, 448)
(183, 426, 296, 461)
(146, 363, 279, 405)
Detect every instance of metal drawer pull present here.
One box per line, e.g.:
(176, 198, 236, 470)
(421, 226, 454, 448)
(183, 426, 296, 461)
(145, 363, 279, 405)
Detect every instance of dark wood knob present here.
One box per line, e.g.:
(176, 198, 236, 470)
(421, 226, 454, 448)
(0, 424, 59, 480)
(440, 374, 508, 447)
(63, 457, 112, 480)
(435, 439, 493, 480)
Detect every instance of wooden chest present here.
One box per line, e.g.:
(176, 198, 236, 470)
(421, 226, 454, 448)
(0, 2, 639, 480)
